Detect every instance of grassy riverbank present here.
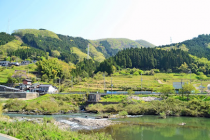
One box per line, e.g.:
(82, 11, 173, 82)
(0, 120, 112, 140)
(4, 94, 87, 114)
(86, 95, 210, 117)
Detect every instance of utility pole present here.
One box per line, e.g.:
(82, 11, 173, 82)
(111, 77, 113, 95)
(103, 73, 106, 93)
(141, 72, 142, 90)
(189, 70, 191, 84)
(71, 76, 73, 88)
(59, 78, 60, 92)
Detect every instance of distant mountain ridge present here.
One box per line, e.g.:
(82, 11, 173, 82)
(158, 34, 210, 60)
(9, 29, 155, 62)
(135, 39, 155, 48)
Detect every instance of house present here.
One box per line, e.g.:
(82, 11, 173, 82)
(38, 84, 58, 94)
(9, 62, 20, 66)
(20, 79, 32, 90)
(207, 84, 210, 90)
(173, 82, 185, 93)
(21, 61, 30, 65)
(0, 61, 10, 66)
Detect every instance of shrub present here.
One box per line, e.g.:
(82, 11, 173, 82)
(159, 112, 166, 119)
(119, 111, 128, 116)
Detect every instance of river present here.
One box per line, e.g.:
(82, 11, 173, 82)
(6, 113, 210, 140)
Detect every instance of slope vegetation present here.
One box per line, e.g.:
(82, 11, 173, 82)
(135, 39, 155, 48)
(13, 29, 59, 39)
(159, 34, 210, 60)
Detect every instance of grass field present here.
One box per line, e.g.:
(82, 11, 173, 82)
(69, 72, 210, 92)
(0, 64, 37, 84)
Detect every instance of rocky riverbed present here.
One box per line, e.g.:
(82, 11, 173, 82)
(69, 118, 113, 127)
(8, 116, 114, 131)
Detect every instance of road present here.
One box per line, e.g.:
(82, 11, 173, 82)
(0, 133, 19, 140)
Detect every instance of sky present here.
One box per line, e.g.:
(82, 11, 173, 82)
(1, 0, 210, 46)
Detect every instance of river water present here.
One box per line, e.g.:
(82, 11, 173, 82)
(6, 113, 210, 140)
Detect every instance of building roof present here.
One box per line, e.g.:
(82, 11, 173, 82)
(173, 82, 185, 89)
(0, 85, 20, 91)
(23, 79, 32, 82)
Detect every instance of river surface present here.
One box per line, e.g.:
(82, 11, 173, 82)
(5, 113, 210, 140)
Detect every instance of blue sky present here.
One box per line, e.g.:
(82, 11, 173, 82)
(1, 0, 210, 46)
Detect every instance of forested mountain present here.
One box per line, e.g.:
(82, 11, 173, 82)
(11, 29, 154, 63)
(135, 39, 155, 48)
(159, 34, 210, 60)
(96, 48, 193, 74)
(0, 32, 15, 45)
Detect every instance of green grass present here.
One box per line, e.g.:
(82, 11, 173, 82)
(4, 94, 86, 114)
(0, 120, 112, 140)
(13, 29, 59, 39)
(71, 47, 91, 61)
(0, 64, 37, 84)
(89, 43, 105, 62)
(70, 72, 210, 92)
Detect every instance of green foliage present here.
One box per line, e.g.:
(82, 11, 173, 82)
(159, 85, 175, 99)
(119, 111, 128, 116)
(36, 58, 64, 80)
(13, 29, 59, 39)
(4, 94, 86, 114)
(127, 89, 134, 96)
(135, 39, 155, 48)
(178, 62, 189, 73)
(0, 121, 112, 140)
(97, 48, 192, 73)
(159, 34, 210, 60)
(71, 59, 99, 77)
(159, 112, 166, 119)
(87, 97, 210, 117)
(0, 32, 15, 45)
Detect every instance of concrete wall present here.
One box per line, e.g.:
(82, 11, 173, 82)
(0, 92, 39, 99)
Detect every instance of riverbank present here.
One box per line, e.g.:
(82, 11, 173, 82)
(86, 97, 210, 118)
(0, 116, 113, 140)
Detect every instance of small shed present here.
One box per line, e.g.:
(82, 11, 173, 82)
(173, 82, 185, 93)
(88, 94, 100, 102)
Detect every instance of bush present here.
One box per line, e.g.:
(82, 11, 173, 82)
(119, 111, 128, 116)
(159, 112, 166, 119)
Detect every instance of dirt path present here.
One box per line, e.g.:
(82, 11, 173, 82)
(157, 80, 164, 84)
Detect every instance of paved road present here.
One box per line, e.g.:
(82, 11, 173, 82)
(0, 133, 19, 140)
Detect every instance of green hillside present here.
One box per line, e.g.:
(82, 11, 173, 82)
(88, 43, 105, 62)
(90, 38, 144, 58)
(92, 38, 143, 49)
(71, 47, 91, 61)
(13, 29, 59, 39)
(159, 34, 210, 60)
(135, 39, 155, 48)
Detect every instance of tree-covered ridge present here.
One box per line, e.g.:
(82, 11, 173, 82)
(13, 29, 59, 39)
(13, 33, 84, 63)
(159, 34, 210, 60)
(8, 47, 47, 60)
(0, 32, 15, 45)
(135, 39, 155, 48)
(71, 59, 99, 78)
(96, 48, 192, 74)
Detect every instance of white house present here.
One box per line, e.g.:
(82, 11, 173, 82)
(38, 85, 58, 94)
